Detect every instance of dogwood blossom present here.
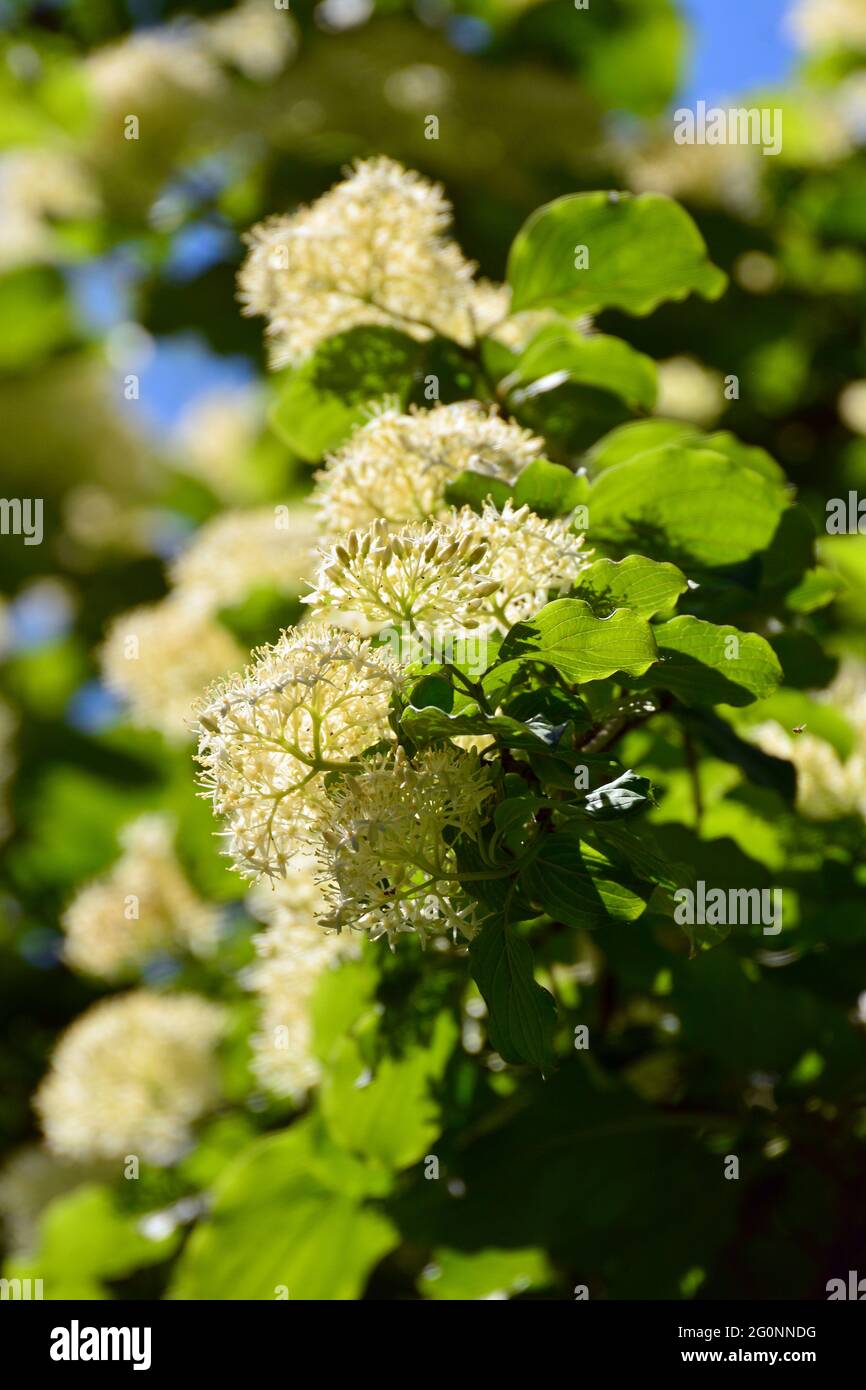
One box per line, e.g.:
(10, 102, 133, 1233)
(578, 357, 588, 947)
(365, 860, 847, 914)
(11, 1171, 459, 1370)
(195, 622, 401, 879)
(238, 157, 489, 365)
(61, 815, 220, 979)
(36, 992, 225, 1164)
(317, 745, 493, 940)
(314, 401, 543, 533)
(305, 502, 589, 637)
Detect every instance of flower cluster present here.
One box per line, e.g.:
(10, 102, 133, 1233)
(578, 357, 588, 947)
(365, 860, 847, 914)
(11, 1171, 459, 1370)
(35, 992, 226, 1164)
(101, 595, 243, 741)
(747, 659, 866, 821)
(245, 857, 358, 1098)
(195, 622, 400, 879)
(317, 746, 494, 940)
(206, 0, 297, 82)
(0, 149, 99, 272)
(61, 815, 221, 979)
(787, 0, 866, 53)
(171, 505, 319, 613)
(314, 401, 544, 534)
(305, 501, 589, 637)
(87, 27, 224, 112)
(238, 157, 505, 366)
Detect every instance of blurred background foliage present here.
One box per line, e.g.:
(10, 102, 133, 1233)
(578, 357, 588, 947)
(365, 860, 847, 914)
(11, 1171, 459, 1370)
(2, 0, 866, 1300)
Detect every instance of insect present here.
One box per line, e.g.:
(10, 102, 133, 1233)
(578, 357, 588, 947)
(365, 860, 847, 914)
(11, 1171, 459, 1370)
(792, 724, 807, 735)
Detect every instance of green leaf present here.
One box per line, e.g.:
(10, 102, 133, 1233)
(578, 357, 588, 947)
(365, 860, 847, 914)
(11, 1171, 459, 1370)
(320, 1015, 456, 1170)
(586, 418, 697, 475)
(510, 456, 589, 517)
(522, 833, 651, 928)
(4, 1185, 179, 1300)
(631, 615, 782, 707)
(703, 431, 787, 487)
(585, 822, 688, 896)
(501, 323, 657, 410)
(498, 598, 658, 684)
(269, 326, 423, 461)
(784, 566, 844, 613)
(419, 1246, 553, 1300)
(401, 700, 587, 750)
(769, 631, 838, 690)
(311, 953, 380, 1066)
(170, 1122, 397, 1300)
(443, 469, 512, 511)
(588, 446, 789, 567)
(574, 554, 688, 619)
(507, 191, 726, 318)
(469, 918, 557, 1071)
(582, 770, 655, 820)
(408, 672, 455, 712)
(0, 267, 73, 372)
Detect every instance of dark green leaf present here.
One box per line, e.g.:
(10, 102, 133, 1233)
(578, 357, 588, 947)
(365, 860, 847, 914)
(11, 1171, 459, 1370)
(630, 615, 782, 706)
(269, 327, 423, 461)
(469, 917, 557, 1070)
(522, 832, 651, 927)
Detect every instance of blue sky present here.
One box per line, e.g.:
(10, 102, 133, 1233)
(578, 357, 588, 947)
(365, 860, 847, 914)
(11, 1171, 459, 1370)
(678, 0, 798, 106)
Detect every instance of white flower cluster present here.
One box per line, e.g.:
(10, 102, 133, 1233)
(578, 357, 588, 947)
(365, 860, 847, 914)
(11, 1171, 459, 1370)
(318, 746, 493, 941)
(101, 595, 244, 741)
(35, 992, 226, 1164)
(786, 0, 866, 53)
(245, 857, 359, 1099)
(314, 401, 543, 534)
(170, 505, 319, 613)
(102, 503, 319, 739)
(747, 659, 866, 821)
(238, 157, 507, 366)
(0, 149, 99, 272)
(195, 622, 401, 879)
(172, 386, 264, 502)
(305, 501, 589, 637)
(61, 815, 220, 979)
